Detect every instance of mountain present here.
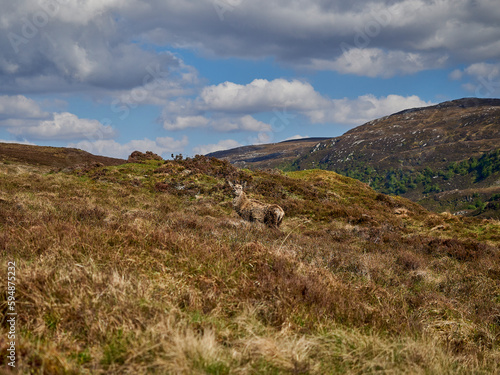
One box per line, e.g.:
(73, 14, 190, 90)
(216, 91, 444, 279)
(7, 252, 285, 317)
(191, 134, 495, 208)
(209, 98, 500, 217)
(291, 97, 500, 173)
(208, 137, 330, 169)
(1, 151, 499, 373)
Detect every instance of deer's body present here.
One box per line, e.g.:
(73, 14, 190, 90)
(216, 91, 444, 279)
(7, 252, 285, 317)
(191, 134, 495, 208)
(229, 182, 285, 228)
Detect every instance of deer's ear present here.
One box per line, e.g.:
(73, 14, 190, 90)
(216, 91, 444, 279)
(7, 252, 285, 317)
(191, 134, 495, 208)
(242, 181, 247, 189)
(228, 181, 234, 188)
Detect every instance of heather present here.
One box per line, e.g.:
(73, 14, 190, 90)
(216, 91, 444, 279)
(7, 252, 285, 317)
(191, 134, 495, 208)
(0, 155, 499, 374)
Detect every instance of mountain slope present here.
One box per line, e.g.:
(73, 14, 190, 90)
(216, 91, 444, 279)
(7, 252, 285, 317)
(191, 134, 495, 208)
(293, 97, 500, 172)
(1, 152, 499, 373)
(211, 98, 500, 217)
(208, 137, 330, 169)
(292, 98, 500, 216)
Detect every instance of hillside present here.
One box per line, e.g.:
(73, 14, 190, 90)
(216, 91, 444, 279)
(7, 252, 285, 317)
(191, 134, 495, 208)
(0, 142, 125, 169)
(294, 98, 500, 171)
(210, 98, 500, 217)
(208, 137, 330, 170)
(1, 151, 500, 373)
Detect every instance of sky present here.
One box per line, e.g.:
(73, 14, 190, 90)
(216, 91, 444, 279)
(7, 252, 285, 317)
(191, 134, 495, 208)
(1, 0, 500, 159)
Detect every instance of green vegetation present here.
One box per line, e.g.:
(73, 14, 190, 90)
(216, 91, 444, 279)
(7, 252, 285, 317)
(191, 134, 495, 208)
(323, 149, 500, 197)
(1, 155, 500, 373)
(448, 149, 500, 181)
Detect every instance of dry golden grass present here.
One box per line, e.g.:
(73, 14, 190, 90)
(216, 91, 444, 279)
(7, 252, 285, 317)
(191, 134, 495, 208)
(0, 156, 499, 374)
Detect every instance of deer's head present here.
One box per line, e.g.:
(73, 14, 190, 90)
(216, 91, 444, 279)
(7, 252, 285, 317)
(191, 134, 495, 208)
(228, 181, 247, 197)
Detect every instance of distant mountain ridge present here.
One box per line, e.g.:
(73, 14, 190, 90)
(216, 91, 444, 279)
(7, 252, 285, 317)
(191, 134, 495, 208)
(209, 98, 500, 217)
(208, 137, 331, 169)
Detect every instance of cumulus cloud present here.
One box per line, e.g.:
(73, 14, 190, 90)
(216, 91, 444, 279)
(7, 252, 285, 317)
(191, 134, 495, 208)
(0, 94, 121, 142)
(1, 0, 500, 90)
(69, 136, 189, 159)
(192, 139, 242, 155)
(161, 79, 322, 132)
(162, 78, 432, 128)
(106, 60, 201, 111)
(8, 112, 116, 141)
(212, 115, 271, 132)
(0, 1, 490, 153)
(465, 63, 500, 78)
(0, 95, 49, 122)
(311, 94, 434, 125)
(199, 79, 327, 112)
(0, 0, 196, 94)
(208, 0, 500, 74)
(247, 131, 274, 145)
(163, 113, 271, 133)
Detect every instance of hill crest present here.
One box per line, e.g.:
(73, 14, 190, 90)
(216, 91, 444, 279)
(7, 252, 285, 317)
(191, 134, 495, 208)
(0, 142, 125, 168)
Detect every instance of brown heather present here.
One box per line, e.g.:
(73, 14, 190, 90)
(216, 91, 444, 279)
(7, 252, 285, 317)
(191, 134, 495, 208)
(0, 155, 499, 374)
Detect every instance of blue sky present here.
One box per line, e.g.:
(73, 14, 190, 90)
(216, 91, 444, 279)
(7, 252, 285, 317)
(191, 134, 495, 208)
(1, 0, 499, 158)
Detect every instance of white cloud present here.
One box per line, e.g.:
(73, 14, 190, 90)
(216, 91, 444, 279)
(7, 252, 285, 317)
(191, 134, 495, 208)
(306, 94, 434, 125)
(163, 115, 210, 131)
(2, 0, 500, 90)
(212, 115, 271, 132)
(161, 78, 323, 132)
(337, 94, 433, 124)
(8, 112, 116, 141)
(0, 95, 122, 142)
(192, 139, 242, 155)
(465, 63, 500, 79)
(106, 60, 201, 109)
(0, 1, 195, 94)
(164, 78, 433, 128)
(199, 79, 326, 112)
(69, 136, 189, 159)
(0, 95, 49, 121)
(163, 113, 271, 133)
(247, 131, 273, 145)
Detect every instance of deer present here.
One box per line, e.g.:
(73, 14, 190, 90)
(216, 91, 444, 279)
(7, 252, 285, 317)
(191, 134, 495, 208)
(228, 181, 285, 228)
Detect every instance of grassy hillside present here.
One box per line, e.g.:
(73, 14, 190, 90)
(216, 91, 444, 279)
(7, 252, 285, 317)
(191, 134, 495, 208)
(1, 155, 500, 374)
(209, 98, 500, 217)
(314, 148, 500, 218)
(0, 142, 125, 168)
(287, 98, 500, 216)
